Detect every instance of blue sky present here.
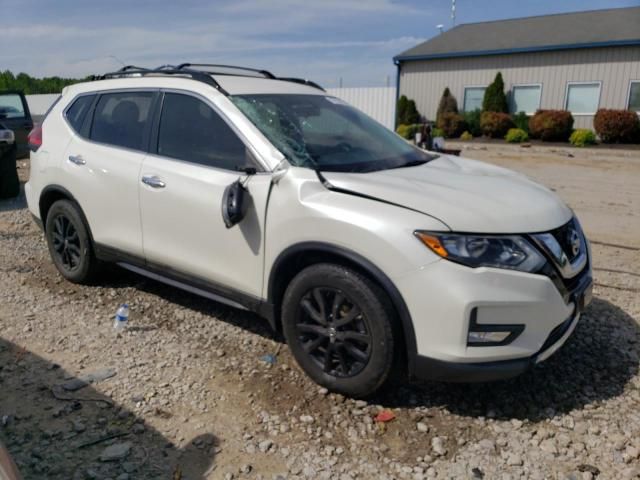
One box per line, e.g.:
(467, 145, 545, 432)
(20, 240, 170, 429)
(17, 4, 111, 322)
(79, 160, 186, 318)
(1, 0, 637, 87)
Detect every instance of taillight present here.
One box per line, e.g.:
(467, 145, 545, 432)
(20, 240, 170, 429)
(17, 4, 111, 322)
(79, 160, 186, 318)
(28, 124, 42, 152)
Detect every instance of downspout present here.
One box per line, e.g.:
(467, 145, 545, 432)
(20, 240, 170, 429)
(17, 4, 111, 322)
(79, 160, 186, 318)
(393, 59, 401, 130)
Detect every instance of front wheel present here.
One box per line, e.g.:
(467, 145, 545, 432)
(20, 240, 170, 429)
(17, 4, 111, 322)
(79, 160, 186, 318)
(281, 263, 397, 398)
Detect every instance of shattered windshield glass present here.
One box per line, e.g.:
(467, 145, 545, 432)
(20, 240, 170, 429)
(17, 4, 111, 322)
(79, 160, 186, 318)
(231, 94, 436, 173)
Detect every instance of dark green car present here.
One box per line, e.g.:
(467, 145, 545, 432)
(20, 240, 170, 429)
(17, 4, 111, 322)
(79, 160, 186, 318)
(0, 91, 33, 159)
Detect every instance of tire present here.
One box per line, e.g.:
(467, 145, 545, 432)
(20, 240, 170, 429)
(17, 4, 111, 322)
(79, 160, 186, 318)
(45, 199, 101, 284)
(281, 263, 397, 398)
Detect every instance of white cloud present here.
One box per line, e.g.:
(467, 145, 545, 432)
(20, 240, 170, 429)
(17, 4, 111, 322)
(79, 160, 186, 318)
(0, 1, 429, 85)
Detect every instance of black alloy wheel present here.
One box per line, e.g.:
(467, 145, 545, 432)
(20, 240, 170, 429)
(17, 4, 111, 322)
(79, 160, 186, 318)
(296, 287, 372, 378)
(45, 199, 101, 284)
(51, 214, 82, 272)
(282, 263, 397, 398)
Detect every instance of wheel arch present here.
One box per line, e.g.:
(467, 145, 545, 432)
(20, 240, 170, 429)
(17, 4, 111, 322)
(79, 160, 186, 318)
(267, 242, 419, 374)
(39, 185, 95, 245)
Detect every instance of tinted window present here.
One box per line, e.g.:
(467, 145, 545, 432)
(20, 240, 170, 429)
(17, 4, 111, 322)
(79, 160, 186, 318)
(90, 92, 154, 150)
(158, 93, 247, 170)
(65, 95, 95, 133)
(0, 94, 26, 119)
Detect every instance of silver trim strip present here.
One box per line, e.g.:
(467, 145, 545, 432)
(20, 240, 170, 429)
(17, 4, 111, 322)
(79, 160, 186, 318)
(531, 224, 587, 279)
(116, 262, 248, 311)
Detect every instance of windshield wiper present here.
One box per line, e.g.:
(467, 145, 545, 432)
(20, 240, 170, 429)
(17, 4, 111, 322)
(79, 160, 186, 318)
(388, 159, 430, 170)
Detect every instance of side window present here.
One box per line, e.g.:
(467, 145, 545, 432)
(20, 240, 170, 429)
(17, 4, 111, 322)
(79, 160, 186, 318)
(90, 92, 154, 150)
(0, 94, 26, 119)
(65, 95, 95, 134)
(157, 93, 247, 170)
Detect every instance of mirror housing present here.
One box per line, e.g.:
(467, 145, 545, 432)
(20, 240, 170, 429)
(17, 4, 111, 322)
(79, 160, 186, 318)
(0, 128, 15, 145)
(221, 180, 247, 228)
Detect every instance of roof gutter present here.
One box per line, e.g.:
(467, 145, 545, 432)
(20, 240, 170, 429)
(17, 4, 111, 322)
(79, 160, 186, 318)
(393, 38, 640, 63)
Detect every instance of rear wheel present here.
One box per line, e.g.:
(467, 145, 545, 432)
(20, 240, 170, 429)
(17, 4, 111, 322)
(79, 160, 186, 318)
(282, 263, 397, 398)
(45, 199, 101, 284)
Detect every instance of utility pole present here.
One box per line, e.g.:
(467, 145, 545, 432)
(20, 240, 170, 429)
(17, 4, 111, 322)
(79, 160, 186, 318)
(451, 0, 456, 27)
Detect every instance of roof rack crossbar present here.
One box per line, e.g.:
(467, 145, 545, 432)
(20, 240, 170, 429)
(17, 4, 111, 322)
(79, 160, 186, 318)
(177, 63, 276, 79)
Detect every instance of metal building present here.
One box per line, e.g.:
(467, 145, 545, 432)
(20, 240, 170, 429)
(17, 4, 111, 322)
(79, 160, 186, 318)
(394, 7, 640, 129)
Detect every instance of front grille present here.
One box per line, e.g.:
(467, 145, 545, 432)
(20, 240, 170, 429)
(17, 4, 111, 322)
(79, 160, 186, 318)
(531, 217, 591, 304)
(548, 217, 581, 263)
(530, 217, 589, 283)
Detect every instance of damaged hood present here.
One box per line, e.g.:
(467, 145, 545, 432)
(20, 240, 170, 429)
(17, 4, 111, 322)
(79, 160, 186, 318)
(322, 155, 572, 233)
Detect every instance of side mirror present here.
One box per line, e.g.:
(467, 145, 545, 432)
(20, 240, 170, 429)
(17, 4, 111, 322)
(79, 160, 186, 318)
(0, 129, 14, 145)
(221, 180, 247, 228)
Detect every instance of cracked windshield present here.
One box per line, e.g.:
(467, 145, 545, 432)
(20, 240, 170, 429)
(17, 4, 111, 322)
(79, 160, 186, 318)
(232, 94, 436, 172)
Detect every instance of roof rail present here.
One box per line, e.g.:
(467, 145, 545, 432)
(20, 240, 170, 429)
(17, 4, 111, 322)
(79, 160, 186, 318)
(92, 64, 325, 94)
(117, 65, 151, 72)
(94, 68, 230, 95)
(277, 77, 326, 92)
(176, 63, 276, 79)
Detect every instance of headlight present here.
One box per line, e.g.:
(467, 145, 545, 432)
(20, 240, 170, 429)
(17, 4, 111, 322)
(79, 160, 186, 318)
(415, 231, 546, 273)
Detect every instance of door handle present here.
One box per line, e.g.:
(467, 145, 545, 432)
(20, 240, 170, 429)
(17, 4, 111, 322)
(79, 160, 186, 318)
(68, 155, 86, 166)
(141, 175, 166, 188)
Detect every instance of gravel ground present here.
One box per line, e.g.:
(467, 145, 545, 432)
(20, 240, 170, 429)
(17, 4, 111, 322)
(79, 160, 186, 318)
(1, 146, 639, 480)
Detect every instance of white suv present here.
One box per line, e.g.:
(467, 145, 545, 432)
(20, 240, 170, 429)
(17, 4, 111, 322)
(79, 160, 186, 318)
(25, 64, 592, 397)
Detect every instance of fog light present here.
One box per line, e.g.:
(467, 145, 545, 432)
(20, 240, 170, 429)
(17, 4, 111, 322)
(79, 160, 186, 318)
(467, 308, 524, 346)
(468, 331, 512, 343)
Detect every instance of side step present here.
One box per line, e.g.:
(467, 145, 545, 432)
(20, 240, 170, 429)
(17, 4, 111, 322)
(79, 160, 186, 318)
(117, 262, 248, 311)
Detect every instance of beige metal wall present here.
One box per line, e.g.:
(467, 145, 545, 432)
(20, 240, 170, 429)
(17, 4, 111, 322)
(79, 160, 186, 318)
(399, 45, 640, 129)
(327, 87, 396, 130)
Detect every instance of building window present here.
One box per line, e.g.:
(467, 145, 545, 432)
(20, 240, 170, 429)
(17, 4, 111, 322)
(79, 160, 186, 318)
(463, 86, 486, 112)
(628, 81, 640, 113)
(510, 84, 542, 114)
(565, 82, 601, 115)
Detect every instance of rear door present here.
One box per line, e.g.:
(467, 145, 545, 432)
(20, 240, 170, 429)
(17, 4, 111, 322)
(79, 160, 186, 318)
(61, 90, 157, 257)
(139, 91, 272, 299)
(0, 92, 33, 157)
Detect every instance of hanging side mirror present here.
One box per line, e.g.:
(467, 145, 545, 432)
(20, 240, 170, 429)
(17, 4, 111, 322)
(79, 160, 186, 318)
(221, 180, 247, 228)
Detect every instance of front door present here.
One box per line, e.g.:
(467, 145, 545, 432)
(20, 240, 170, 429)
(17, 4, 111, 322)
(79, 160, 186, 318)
(139, 91, 271, 299)
(0, 92, 33, 157)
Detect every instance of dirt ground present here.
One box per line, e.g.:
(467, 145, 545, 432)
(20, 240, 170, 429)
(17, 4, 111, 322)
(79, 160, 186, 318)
(0, 144, 639, 480)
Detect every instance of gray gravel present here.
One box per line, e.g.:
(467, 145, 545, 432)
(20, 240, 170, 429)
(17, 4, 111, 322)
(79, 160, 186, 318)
(0, 160, 639, 479)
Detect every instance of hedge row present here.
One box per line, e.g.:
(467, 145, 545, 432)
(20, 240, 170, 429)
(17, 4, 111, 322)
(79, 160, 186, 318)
(398, 108, 639, 146)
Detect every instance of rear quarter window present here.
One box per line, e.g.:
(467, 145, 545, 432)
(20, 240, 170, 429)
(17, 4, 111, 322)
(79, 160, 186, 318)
(64, 95, 95, 134)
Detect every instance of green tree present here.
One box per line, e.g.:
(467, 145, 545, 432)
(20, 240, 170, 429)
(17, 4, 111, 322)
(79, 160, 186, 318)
(396, 95, 421, 125)
(0, 70, 82, 94)
(482, 72, 508, 113)
(397, 95, 409, 125)
(436, 87, 458, 123)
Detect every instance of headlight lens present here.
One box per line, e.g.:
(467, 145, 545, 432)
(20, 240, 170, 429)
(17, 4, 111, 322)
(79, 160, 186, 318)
(415, 231, 546, 273)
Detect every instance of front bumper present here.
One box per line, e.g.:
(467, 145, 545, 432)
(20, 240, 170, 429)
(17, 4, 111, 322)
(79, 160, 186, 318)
(394, 242, 592, 381)
(413, 306, 583, 382)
